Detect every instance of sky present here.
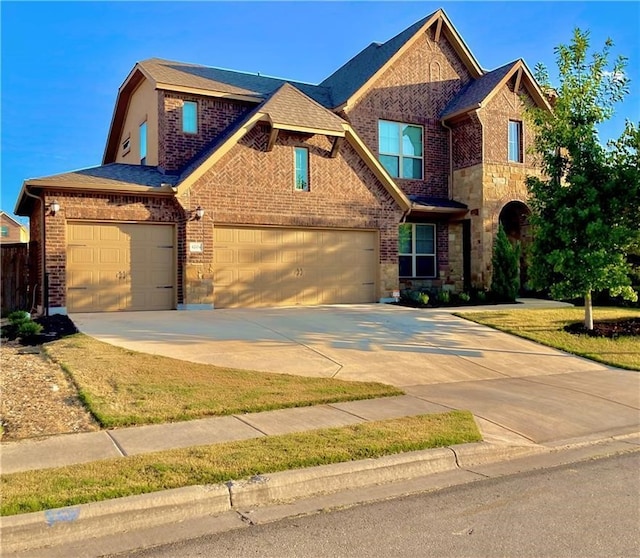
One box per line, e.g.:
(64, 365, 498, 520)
(2, 1, 639, 222)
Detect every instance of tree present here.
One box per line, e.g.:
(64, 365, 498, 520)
(526, 29, 639, 329)
(491, 223, 520, 302)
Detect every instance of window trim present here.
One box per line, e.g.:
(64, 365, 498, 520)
(182, 100, 198, 134)
(508, 120, 523, 163)
(294, 146, 309, 191)
(398, 223, 437, 279)
(378, 120, 424, 179)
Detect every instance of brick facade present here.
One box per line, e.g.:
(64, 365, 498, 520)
(158, 92, 254, 173)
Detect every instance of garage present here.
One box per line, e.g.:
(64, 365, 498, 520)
(213, 226, 378, 308)
(66, 222, 175, 312)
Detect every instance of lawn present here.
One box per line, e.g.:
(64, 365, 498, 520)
(1, 411, 481, 516)
(456, 307, 640, 370)
(44, 334, 402, 427)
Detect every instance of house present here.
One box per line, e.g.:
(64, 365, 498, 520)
(0, 212, 29, 244)
(14, 9, 550, 315)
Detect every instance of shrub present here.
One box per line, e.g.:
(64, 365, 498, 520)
(459, 292, 471, 303)
(8, 310, 30, 325)
(491, 223, 520, 302)
(18, 321, 43, 338)
(475, 290, 487, 303)
(437, 290, 451, 304)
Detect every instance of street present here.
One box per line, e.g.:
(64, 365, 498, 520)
(123, 451, 640, 558)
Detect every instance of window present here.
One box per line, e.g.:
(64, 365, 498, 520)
(1, 226, 8, 238)
(294, 147, 309, 191)
(398, 223, 436, 278)
(508, 120, 522, 163)
(378, 120, 423, 179)
(183, 101, 198, 134)
(139, 121, 147, 164)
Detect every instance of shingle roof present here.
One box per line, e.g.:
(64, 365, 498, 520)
(319, 13, 437, 108)
(27, 163, 179, 189)
(261, 83, 345, 133)
(440, 61, 517, 120)
(138, 58, 334, 107)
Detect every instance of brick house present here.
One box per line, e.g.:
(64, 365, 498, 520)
(15, 9, 550, 314)
(0, 212, 28, 244)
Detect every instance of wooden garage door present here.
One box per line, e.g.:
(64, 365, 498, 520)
(67, 223, 175, 312)
(214, 226, 377, 308)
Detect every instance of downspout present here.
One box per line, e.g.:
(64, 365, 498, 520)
(22, 186, 46, 315)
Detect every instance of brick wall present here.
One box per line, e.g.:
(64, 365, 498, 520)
(158, 91, 255, 173)
(40, 191, 183, 310)
(183, 125, 405, 301)
(347, 27, 473, 200)
(451, 113, 482, 170)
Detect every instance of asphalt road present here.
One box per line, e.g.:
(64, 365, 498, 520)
(124, 452, 640, 558)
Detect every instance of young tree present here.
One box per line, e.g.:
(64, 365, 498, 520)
(491, 223, 520, 302)
(526, 29, 639, 329)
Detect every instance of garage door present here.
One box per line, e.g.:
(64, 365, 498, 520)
(67, 223, 175, 312)
(213, 226, 377, 308)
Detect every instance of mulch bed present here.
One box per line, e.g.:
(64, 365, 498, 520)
(564, 318, 640, 338)
(2, 314, 78, 345)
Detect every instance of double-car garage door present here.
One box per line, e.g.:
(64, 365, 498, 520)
(213, 226, 378, 308)
(66, 223, 377, 311)
(67, 223, 175, 312)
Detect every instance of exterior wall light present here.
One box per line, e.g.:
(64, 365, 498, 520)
(49, 200, 60, 216)
(193, 206, 205, 220)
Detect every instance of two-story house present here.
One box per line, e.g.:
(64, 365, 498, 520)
(15, 9, 550, 314)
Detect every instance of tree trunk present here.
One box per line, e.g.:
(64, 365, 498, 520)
(584, 291, 594, 330)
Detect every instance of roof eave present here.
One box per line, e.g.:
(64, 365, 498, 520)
(155, 82, 263, 103)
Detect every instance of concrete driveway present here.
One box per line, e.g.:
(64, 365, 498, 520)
(71, 304, 640, 446)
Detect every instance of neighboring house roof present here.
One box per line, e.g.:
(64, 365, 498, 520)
(320, 8, 483, 109)
(0, 211, 28, 229)
(15, 164, 176, 215)
(441, 59, 552, 121)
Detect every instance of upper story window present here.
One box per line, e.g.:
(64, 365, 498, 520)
(378, 120, 423, 179)
(294, 147, 309, 191)
(508, 120, 523, 163)
(398, 223, 436, 278)
(183, 101, 198, 134)
(1, 226, 8, 238)
(139, 121, 147, 165)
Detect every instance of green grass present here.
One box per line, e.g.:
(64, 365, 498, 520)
(43, 334, 402, 428)
(1, 411, 481, 516)
(456, 306, 640, 370)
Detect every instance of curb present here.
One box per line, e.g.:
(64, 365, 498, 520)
(2, 438, 636, 556)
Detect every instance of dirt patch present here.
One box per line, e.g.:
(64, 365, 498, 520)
(1, 316, 98, 441)
(564, 318, 640, 338)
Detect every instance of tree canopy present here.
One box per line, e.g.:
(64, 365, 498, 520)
(525, 29, 639, 328)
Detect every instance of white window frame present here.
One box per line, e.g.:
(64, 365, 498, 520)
(398, 223, 437, 278)
(508, 120, 523, 163)
(378, 120, 423, 179)
(294, 147, 309, 191)
(183, 101, 198, 134)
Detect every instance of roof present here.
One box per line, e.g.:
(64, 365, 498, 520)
(15, 164, 176, 215)
(319, 9, 484, 109)
(440, 61, 517, 120)
(0, 211, 28, 229)
(408, 195, 468, 215)
(138, 58, 334, 107)
(319, 14, 435, 108)
(260, 83, 345, 135)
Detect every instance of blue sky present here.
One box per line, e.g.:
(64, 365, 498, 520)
(2, 1, 638, 221)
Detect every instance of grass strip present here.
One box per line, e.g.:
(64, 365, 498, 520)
(456, 307, 640, 370)
(44, 334, 402, 427)
(1, 411, 480, 516)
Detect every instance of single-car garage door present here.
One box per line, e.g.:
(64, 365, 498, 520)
(67, 222, 175, 312)
(213, 226, 377, 308)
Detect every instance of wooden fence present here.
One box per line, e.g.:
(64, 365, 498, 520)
(1, 243, 31, 313)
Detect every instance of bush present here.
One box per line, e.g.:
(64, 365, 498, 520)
(437, 290, 451, 304)
(475, 290, 487, 303)
(18, 321, 43, 338)
(491, 224, 520, 302)
(8, 310, 30, 325)
(458, 292, 471, 303)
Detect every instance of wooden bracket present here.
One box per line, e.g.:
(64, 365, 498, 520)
(266, 127, 279, 152)
(330, 136, 343, 158)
